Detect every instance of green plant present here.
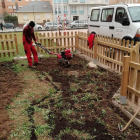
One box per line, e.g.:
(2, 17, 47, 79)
(97, 118, 105, 125)
(64, 127, 71, 133)
(70, 85, 77, 92)
(72, 95, 79, 102)
(96, 71, 103, 75)
(86, 71, 92, 77)
(34, 124, 52, 136)
(55, 100, 63, 108)
(101, 109, 106, 117)
(49, 88, 56, 95)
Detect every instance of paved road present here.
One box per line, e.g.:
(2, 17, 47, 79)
(0, 27, 88, 33)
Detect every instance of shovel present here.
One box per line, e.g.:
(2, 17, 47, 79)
(119, 107, 140, 132)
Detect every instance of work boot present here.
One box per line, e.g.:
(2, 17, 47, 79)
(33, 62, 42, 66)
(28, 65, 36, 69)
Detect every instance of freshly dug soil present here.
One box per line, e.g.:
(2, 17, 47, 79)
(0, 61, 23, 139)
(0, 55, 140, 140)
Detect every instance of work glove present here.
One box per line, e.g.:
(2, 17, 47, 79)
(35, 41, 38, 44)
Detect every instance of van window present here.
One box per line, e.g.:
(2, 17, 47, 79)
(90, 9, 100, 21)
(101, 8, 114, 22)
(115, 7, 128, 23)
(128, 6, 140, 22)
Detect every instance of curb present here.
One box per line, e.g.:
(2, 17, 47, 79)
(112, 100, 140, 128)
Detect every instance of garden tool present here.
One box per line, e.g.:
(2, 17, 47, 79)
(118, 107, 140, 132)
(33, 42, 73, 67)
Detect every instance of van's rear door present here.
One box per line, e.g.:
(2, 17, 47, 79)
(99, 8, 114, 37)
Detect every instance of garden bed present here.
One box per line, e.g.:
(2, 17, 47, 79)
(0, 55, 140, 140)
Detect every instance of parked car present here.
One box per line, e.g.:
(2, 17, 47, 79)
(23, 22, 43, 30)
(3, 23, 15, 29)
(44, 22, 62, 30)
(70, 20, 88, 28)
(59, 20, 69, 25)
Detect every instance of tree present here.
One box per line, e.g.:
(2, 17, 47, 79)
(4, 15, 18, 23)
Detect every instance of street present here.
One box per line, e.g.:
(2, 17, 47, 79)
(0, 27, 88, 33)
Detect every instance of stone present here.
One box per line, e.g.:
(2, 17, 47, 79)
(87, 61, 98, 69)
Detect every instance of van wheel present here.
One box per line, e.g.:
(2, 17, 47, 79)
(38, 27, 42, 30)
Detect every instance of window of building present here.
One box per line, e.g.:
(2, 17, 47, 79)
(19, 6, 23, 8)
(72, 0, 78, 2)
(46, 13, 50, 18)
(25, 0, 29, 1)
(23, 15, 28, 20)
(7, 0, 12, 2)
(101, 8, 114, 22)
(13, 6, 16, 9)
(72, 6, 76, 11)
(36, 14, 40, 20)
(8, 6, 12, 9)
(18, 0, 22, 1)
(90, 9, 100, 21)
(135, 0, 138, 2)
(64, 6, 67, 11)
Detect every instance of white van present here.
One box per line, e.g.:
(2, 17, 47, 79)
(88, 4, 140, 43)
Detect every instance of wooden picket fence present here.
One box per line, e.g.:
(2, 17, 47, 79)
(77, 31, 140, 105)
(0, 31, 140, 106)
(77, 32, 136, 73)
(127, 43, 140, 105)
(0, 34, 19, 58)
(35, 31, 78, 56)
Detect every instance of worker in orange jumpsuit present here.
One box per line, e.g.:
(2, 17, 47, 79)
(23, 21, 40, 68)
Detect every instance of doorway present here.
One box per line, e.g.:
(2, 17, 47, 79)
(73, 16, 79, 21)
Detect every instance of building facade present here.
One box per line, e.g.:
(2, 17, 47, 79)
(17, 1, 53, 26)
(109, 0, 140, 5)
(52, 0, 109, 22)
(0, 0, 52, 21)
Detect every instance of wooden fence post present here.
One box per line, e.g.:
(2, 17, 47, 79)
(36, 34, 40, 57)
(14, 34, 19, 58)
(93, 35, 98, 64)
(75, 32, 78, 53)
(120, 55, 130, 104)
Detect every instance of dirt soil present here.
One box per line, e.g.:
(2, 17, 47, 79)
(0, 61, 23, 139)
(0, 55, 140, 140)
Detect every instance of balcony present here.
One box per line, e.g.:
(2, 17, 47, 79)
(79, 10, 84, 14)
(80, 0, 85, 3)
(63, 0, 68, 3)
(64, 10, 68, 14)
(71, 10, 77, 14)
(54, 0, 61, 4)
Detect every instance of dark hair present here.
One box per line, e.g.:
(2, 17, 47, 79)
(29, 21, 35, 27)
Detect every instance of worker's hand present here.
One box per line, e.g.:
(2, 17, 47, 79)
(35, 41, 38, 44)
